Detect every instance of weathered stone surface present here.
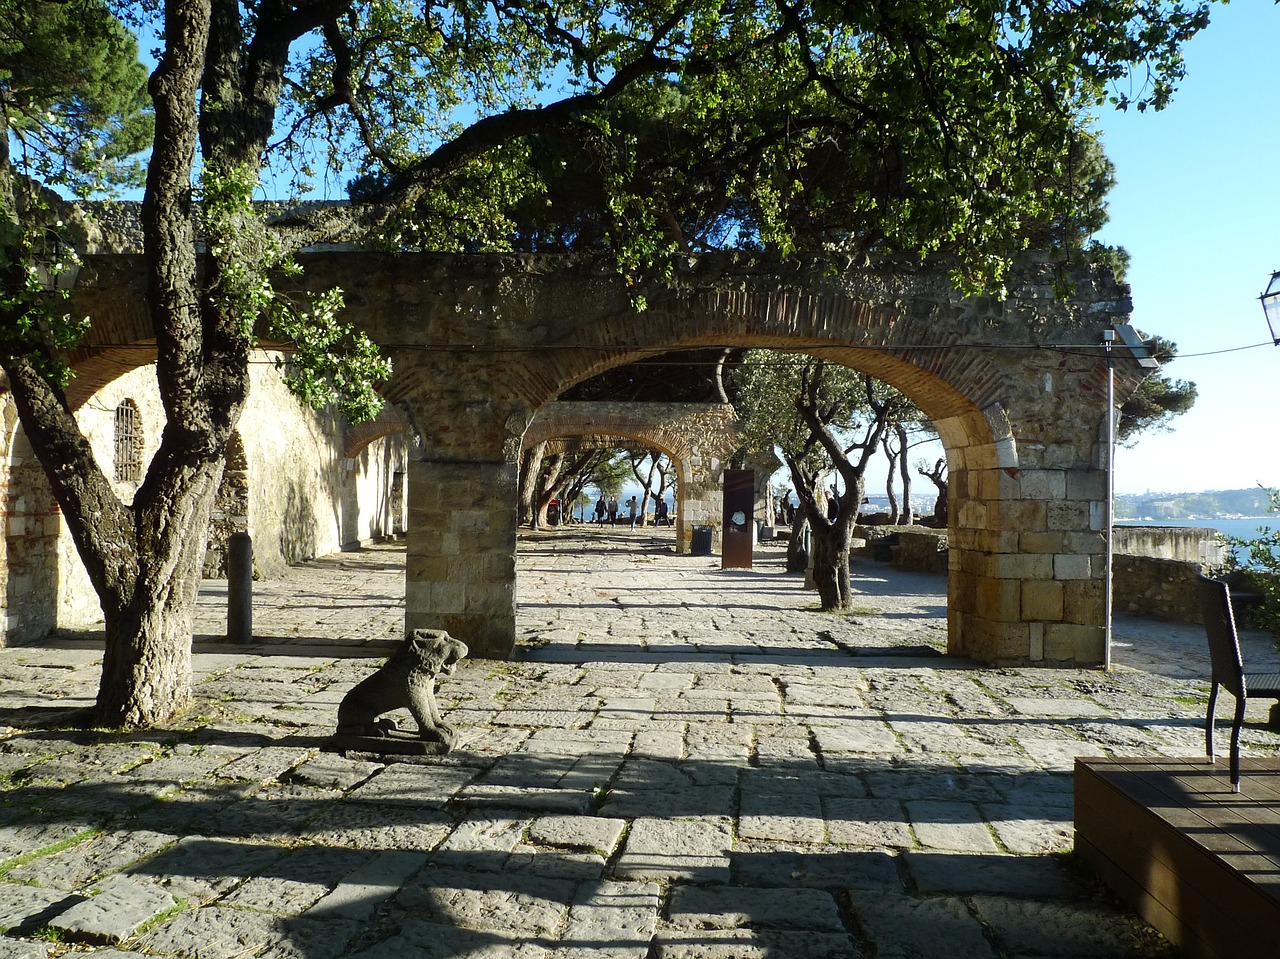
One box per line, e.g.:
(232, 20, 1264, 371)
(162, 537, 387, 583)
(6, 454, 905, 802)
(125, 836, 288, 904)
(810, 721, 900, 755)
(301, 801, 454, 850)
(528, 815, 626, 856)
(824, 798, 912, 848)
(554, 880, 660, 959)
(651, 929, 862, 958)
(344, 763, 480, 805)
(980, 802, 1074, 854)
(0, 535, 1255, 959)
(433, 813, 531, 870)
(0, 937, 50, 958)
(0, 883, 82, 934)
(970, 897, 1178, 957)
(731, 842, 902, 890)
(223, 846, 372, 915)
(0, 820, 95, 865)
(614, 817, 732, 883)
(9, 828, 175, 891)
(904, 851, 1081, 898)
(852, 891, 996, 959)
(284, 753, 383, 790)
(394, 867, 575, 938)
(47, 875, 175, 944)
(905, 800, 1002, 852)
(346, 919, 551, 958)
(738, 770, 826, 844)
(306, 849, 428, 920)
(666, 885, 845, 932)
(140, 905, 361, 959)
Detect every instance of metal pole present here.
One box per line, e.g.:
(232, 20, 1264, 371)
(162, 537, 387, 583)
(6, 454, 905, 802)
(227, 530, 253, 644)
(1104, 330, 1115, 671)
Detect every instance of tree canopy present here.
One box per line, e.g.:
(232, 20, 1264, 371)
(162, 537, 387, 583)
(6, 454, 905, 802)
(281, 0, 1210, 286)
(1117, 334, 1198, 443)
(0, 0, 151, 196)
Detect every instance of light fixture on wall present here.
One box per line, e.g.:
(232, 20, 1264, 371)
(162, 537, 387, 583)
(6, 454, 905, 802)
(1260, 270, 1280, 345)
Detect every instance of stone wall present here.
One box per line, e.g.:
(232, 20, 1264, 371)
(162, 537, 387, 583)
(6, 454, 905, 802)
(50, 364, 168, 628)
(867, 524, 1224, 624)
(65, 249, 1148, 665)
(2, 353, 406, 643)
(1113, 526, 1226, 565)
(1112, 555, 1206, 624)
(892, 529, 950, 575)
(2, 397, 62, 643)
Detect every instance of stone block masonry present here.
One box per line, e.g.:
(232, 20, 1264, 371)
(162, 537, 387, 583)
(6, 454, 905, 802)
(55, 248, 1146, 666)
(407, 459, 518, 658)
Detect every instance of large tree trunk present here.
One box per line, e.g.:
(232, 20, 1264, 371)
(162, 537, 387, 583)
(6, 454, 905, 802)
(0, 0, 308, 728)
(807, 476, 863, 609)
(96, 472, 218, 723)
(883, 437, 900, 524)
(896, 423, 913, 526)
(519, 442, 546, 526)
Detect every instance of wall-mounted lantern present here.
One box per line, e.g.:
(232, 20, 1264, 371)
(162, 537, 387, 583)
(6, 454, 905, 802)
(1259, 270, 1280, 345)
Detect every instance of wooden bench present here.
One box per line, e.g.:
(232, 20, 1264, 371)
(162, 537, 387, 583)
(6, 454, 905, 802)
(1075, 757, 1280, 959)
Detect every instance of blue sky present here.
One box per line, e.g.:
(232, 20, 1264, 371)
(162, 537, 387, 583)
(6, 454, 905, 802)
(1094, 0, 1280, 495)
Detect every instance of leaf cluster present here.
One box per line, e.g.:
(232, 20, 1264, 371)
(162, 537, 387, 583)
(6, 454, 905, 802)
(0, 0, 152, 195)
(1224, 488, 1280, 637)
(201, 163, 391, 421)
(1116, 333, 1198, 443)
(728, 349, 912, 469)
(267, 0, 1211, 287)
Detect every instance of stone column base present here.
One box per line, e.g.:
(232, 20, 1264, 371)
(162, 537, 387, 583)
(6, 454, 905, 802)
(405, 459, 517, 659)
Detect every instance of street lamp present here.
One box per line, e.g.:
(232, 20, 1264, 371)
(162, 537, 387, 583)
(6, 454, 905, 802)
(1260, 270, 1280, 345)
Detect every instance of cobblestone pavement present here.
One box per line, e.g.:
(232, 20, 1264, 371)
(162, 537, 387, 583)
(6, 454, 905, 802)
(2, 527, 1278, 958)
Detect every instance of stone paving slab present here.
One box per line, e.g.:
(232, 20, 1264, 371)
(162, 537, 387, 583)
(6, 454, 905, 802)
(1, 530, 1271, 956)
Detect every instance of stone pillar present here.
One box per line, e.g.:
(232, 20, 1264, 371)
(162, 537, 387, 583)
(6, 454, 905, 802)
(676, 454, 725, 554)
(943, 403, 1108, 666)
(405, 459, 518, 659)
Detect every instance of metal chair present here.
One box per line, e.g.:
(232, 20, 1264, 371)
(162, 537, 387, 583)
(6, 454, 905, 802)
(1197, 573, 1280, 792)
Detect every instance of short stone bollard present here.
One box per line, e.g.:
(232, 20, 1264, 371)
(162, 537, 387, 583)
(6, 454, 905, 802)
(226, 530, 253, 643)
(330, 628, 468, 758)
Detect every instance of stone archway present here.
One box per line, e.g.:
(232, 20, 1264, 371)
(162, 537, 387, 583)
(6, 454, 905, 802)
(70, 250, 1140, 665)
(524, 401, 741, 552)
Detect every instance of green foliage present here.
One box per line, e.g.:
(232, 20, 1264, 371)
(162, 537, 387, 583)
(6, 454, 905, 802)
(200, 164, 391, 422)
(729, 350, 905, 471)
(0, 214, 89, 386)
(0, 0, 152, 195)
(268, 0, 1213, 288)
(586, 453, 633, 499)
(1224, 488, 1280, 637)
(271, 288, 392, 422)
(1117, 334, 1198, 443)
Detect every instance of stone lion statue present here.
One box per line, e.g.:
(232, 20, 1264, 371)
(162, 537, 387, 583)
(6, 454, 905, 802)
(334, 628, 468, 754)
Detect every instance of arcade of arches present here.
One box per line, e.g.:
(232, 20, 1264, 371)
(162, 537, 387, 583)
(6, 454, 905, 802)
(3, 249, 1146, 668)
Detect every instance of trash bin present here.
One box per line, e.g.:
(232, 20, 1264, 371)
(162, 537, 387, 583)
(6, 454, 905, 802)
(691, 525, 713, 556)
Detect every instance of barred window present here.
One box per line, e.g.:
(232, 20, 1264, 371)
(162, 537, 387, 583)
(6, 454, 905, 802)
(114, 400, 142, 482)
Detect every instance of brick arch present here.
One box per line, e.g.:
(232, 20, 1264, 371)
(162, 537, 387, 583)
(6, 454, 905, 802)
(343, 404, 411, 458)
(524, 402, 741, 552)
(69, 250, 1137, 667)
